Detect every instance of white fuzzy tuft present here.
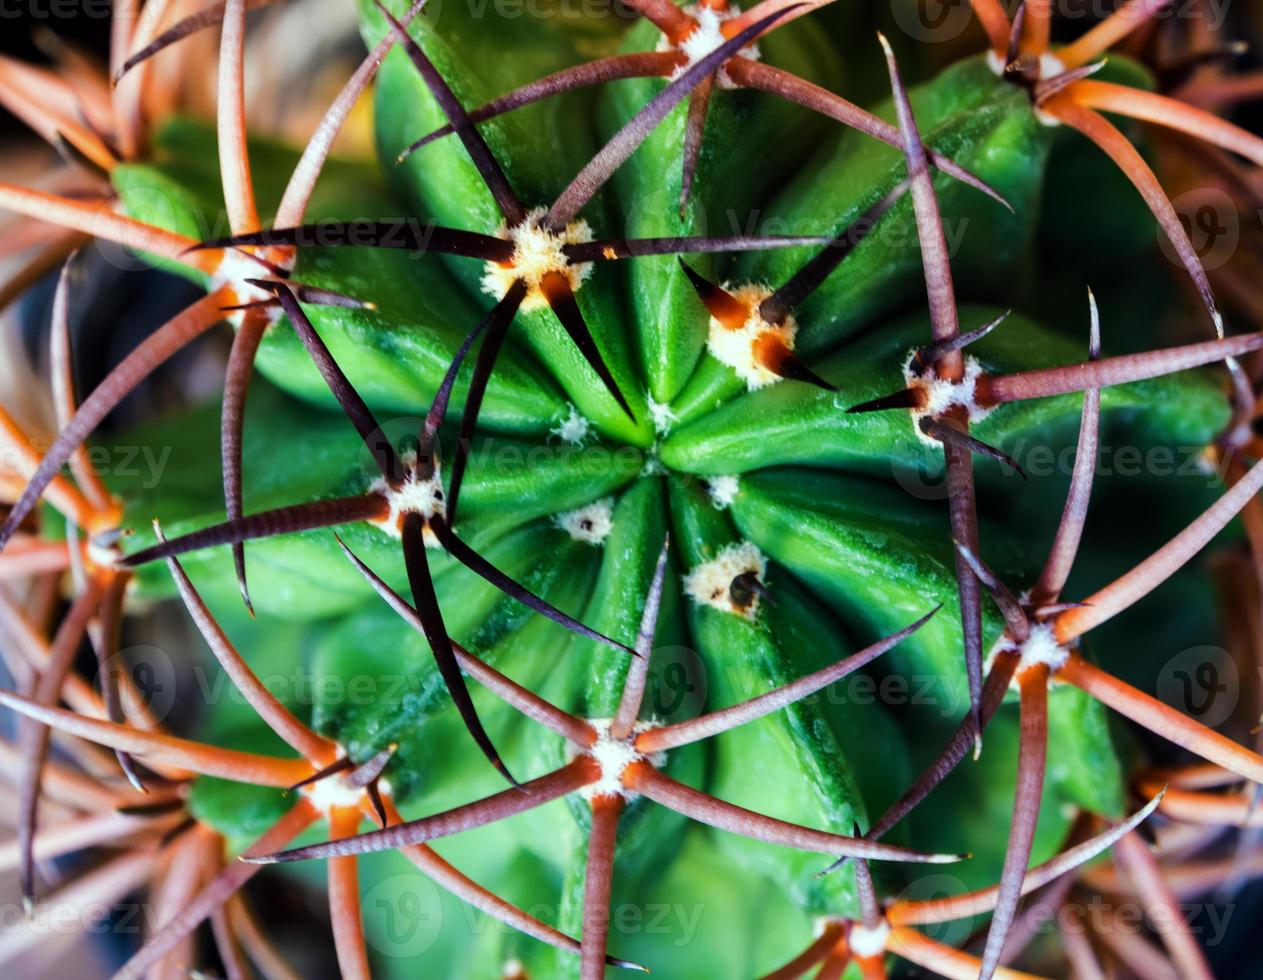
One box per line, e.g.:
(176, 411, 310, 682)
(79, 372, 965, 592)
(903, 350, 996, 445)
(989, 621, 1072, 684)
(1033, 56, 1070, 127)
(683, 541, 767, 619)
(1015, 621, 1071, 674)
(659, 5, 760, 88)
(641, 452, 666, 478)
(87, 537, 123, 572)
(848, 920, 890, 958)
(707, 475, 740, 510)
(985, 48, 1067, 125)
(1035, 105, 1064, 127)
(551, 404, 592, 445)
(1040, 53, 1067, 79)
(555, 498, 615, 545)
(301, 760, 365, 815)
(481, 207, 593, 311)
(577, 720, 665, 801)
(986, 47, 1065, 80)
(706, 283, 797, 390)
(212, 252, 287, 327)
(369, 453, 444, 547)
(647, 396, 678, 436)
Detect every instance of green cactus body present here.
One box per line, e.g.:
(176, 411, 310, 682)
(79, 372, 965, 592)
(60, 4, 1236, 978)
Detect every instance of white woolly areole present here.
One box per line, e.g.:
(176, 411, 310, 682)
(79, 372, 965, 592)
(658, 5, 760, 89)
(989, 621, 1071, 685)
(848, 920, 891, 959)
(212, 252, 286, 327)
(1014, 621, 1071, 674)
(369, 453, 444, 547)
(87, 537, 123, 572)
(302, 774, 365, 813)
(985, 47, 1066, 81)
(707, 475, 740, 510)
(707, 283, 796, 390)
(1035, 101, 1064, 128)
(481, 207, 593, 312)
(550, 404, 592, 445)
(641, 450, 666, 477)
(555, 498, 614, 545)
(647, 396, 678, 436)
(578, 719, 665, 801)
(903, 350, 995, 446)
(1040, 53, 1067, 79)
(683, 540, 767, 619)
(983, 48, 1067, 126)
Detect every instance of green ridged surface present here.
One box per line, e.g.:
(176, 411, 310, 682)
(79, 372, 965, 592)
(100, 7, 1235, 976)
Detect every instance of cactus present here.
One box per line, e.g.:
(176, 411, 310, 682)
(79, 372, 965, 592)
(2, 0, 1263, 977)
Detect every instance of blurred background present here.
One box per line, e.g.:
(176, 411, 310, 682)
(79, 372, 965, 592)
(0, 4, 369, 974)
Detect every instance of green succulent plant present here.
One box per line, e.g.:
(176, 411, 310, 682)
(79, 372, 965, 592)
(2, 0, 1263, 978)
